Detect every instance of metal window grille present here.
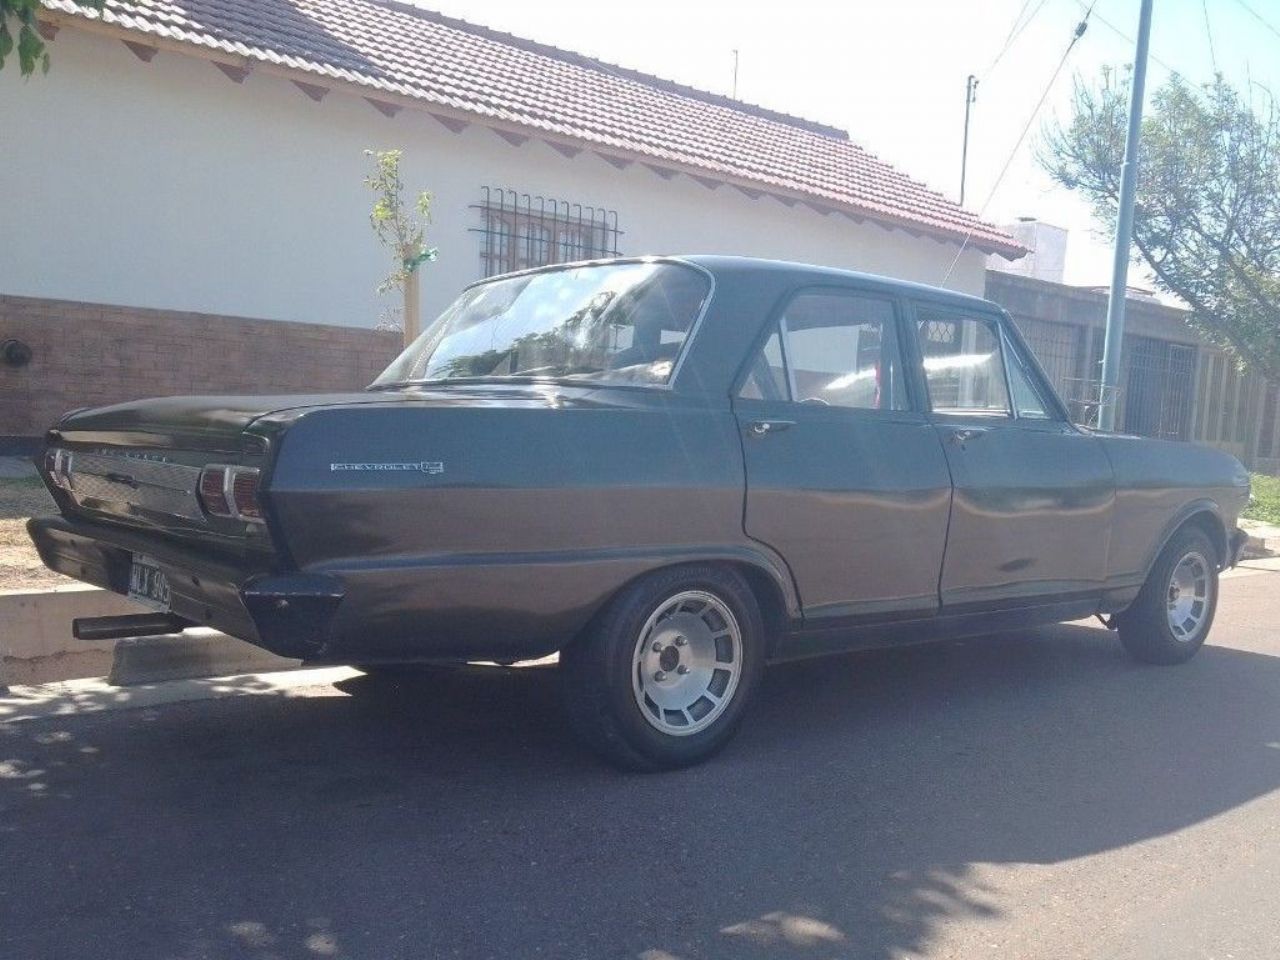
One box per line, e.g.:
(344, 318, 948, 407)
(471, 187, 623, 278)
(921, 318, 958, 350)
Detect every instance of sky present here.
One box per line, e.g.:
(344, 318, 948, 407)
(411, 0, 1280, 287)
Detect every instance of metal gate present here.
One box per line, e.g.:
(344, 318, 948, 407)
(1122, 337, 1196, 441)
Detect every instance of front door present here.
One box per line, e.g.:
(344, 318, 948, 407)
(734, 287, 953, 628)
(911, 303, 1115, 609)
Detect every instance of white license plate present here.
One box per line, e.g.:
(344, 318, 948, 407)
(128, 554, 171, 612)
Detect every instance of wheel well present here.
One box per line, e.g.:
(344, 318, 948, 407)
(563, 559, 793, 656)
(1180, 510, 1228, 567)
(727, 562, 791, 655)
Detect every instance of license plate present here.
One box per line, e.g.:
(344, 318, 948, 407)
(128, 554, 171, 613)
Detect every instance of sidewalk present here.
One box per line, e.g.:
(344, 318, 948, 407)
(0, 665, 361, 723)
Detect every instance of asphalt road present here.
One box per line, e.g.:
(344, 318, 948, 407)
(3, 563, 1280, 960)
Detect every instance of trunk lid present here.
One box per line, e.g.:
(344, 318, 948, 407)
(40, 385, 611, 542)
(50, 393, 388, 452)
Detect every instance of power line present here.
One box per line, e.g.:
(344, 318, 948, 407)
(942, 4, 1095, 283)
(1202, 0, 1217, 75)
(995, 0, 1037, 54)
(1231, 0, 1280, 43)
(982, 0, 1048, 78)
(1074, 0, 1185, 77)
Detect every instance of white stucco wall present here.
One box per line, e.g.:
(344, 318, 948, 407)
(0, 28, 989, 327)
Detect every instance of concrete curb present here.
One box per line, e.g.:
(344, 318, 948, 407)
(108, 630, 298, 686)
(1243, 538, 1271, 560)
(1, 585, 135, 686)
(1, 586, 297, 686)
(1242, 534, 1276, 560)
(1239, 521, 1280, 560)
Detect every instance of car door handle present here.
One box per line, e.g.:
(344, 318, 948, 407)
(747, 419, 795, 437)
(947, 428, 984, 446)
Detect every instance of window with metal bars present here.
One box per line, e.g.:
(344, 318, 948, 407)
(471, 187, 623, 278)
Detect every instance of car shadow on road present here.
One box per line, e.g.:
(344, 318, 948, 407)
(2, 623, 1279, 960)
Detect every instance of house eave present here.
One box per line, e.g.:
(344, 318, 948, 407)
(40, 7, 1025, 260)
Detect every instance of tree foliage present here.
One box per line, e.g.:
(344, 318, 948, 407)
(1, 1, 102, 75)
(363, 148, 436, 297)
(1042, 73, 1280, 382)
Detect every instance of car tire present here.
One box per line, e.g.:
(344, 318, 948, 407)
(1116, 526, 1219, 665)
(560, 564, 765, 771)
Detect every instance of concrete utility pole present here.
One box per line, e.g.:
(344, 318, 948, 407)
(1097, 0, 1154, 431)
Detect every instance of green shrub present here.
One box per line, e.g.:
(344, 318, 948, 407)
(1244, 473, 1280, 525)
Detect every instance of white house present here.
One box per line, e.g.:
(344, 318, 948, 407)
(3, 0, 1022, 321)
(0, 0, 1020, 440)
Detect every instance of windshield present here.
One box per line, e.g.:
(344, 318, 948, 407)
(373, 261, 711, 388)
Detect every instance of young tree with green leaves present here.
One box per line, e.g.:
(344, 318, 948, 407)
(364, 148, 436, 345)
(1, 1, 101, 75)
(1042, 73, 1280, 383)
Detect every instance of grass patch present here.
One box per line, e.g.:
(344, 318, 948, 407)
(1244, 473, 1280, 526)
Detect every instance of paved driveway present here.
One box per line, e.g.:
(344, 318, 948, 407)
(3, 563, 1279, 960)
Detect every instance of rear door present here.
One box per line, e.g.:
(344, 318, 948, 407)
(910, 302, 1115, 609)
(733, 287, 952, 627)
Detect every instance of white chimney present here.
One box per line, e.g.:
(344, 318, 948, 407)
(988, 217, 1068, 284)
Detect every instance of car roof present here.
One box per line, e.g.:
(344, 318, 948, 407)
(676, 255, 999, 312)
(471, 254, 1001, 315)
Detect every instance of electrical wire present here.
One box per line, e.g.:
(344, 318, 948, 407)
(1074, 0, 1186, 77)
(1202, 0, 1218, 76)
(982, 0, 1047, 78)
(942, 4, 1095, 283)
(1231, 0, 1280, 43)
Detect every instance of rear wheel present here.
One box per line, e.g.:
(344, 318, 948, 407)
(560, 565, 764, 771)
(1117, 526, 1219, 665)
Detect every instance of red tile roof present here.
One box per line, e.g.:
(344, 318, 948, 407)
(44, 0, 1022, 257)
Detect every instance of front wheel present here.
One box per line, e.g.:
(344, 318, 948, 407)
(560, 565, 765, 771)
(1117, 526, 1219, 665)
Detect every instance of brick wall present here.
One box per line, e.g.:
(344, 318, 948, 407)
(0, 295, 403, 439)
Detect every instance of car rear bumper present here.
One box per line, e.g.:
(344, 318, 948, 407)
(26, 516, 343, 659)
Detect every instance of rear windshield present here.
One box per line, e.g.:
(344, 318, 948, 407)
(373, 261, 711, 388)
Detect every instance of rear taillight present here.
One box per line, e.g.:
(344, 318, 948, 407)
(43, 448, 73, 489)
(231, 469, 263, 520)
(198, 466, 232, 517)
(198, 465, 263, 523)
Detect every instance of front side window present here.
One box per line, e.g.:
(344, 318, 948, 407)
(739, 291, 907, 410)
(917, 310, 1010, 416)
(373, 261, 709, 388)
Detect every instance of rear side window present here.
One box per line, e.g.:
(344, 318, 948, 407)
(738, 328, 788, 401)
(739, 290, 908, 411)
(916, 310, 1010, 416)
